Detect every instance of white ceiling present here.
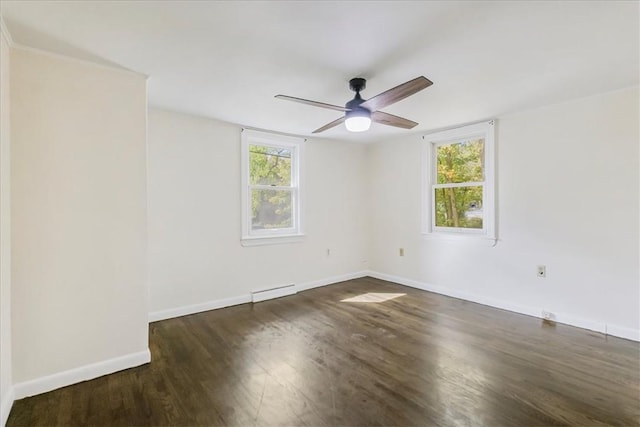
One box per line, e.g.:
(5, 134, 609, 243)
(2, 1, 638, 142)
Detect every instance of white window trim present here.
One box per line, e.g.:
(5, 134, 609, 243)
(421, 120, 497, 244)
(241, 129, 305, 246)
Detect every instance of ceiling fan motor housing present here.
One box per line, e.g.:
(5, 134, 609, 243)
(346, 96, 366, 111)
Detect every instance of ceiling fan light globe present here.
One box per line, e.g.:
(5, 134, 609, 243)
(345, 116, 371, 132)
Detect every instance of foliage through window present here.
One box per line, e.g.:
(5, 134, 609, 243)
(241, 130, 303, 244)
(434, 138, 484, 229)
(423, 121, 495, 239)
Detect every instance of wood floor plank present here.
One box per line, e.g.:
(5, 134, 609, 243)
(7, 277, 640, 426)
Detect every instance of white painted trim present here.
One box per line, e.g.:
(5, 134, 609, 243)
(295, 271, 368, 292)
(241, 234, 305, 247)
(149, 271, 637, 342)
(606, 324, 640, 342)
(149, 294, 252, 322)
(240, 130, 304, 242)
(365, 271, 638, 342)
(367, 270, 539, 316)
(0, 15, 12, 427)
(252, 284, 296, 303)
(422, 120, 496, 241)
(1, 386, 14, 427)
(144, 77, 151, 326)
(420, 137, 431, 235)
(149, 271, 369, 322)
(421, 233, 498, 246)
(12, 349, 151, 400)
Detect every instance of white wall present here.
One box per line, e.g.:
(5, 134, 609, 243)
(10, 48, 149, 386)
(148, 109, 369, 315)
(368, 87, 640, 339)
(0, 28, 13, 426)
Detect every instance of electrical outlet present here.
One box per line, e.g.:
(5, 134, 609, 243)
(399, 248, 405, 257)
(537, 265, 546, 278)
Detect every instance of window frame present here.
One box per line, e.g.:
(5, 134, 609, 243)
(422, 120, 496, 242)
(241, 129, 304, 246)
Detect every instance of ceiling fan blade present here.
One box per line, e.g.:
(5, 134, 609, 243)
(372, 111, 418, 129)
(360, 76, 433, 112)
(312, 116, 345, 134)
(275, 95, 350, 112)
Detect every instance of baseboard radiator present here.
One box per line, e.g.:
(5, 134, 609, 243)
(251, 284, 296, 303)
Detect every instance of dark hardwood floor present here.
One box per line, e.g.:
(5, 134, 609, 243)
(8, 277, 640, 426)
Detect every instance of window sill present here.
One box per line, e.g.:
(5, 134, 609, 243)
(421, 232, 498, 247)
(241, 234, 306, 247)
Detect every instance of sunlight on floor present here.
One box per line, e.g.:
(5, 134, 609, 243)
(340, 293, 406, 303)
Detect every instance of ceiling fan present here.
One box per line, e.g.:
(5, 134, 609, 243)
(275, 76, 433, 134)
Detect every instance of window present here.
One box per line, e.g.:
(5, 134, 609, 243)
(241, 129, 304, 246)
(422, 120, 496, 241)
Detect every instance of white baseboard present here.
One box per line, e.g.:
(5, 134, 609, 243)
(1, 386, 14, 427)
(366, 270, 540, 317)
(149, 294, 252, 323)
(606, 324, 640, 342)
(366, 270, 638, 342)
(149, 271, 368, 323)
(149, 271, 638, 342)
(296, 271, 368, 292)
(13, 349, 151, 400)
(553, 313, 606, 334)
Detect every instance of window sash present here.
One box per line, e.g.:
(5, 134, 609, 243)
(248, 143, 296, 187)
(431, 141, 487, 233)
(431, 184, 485, 233)
(422, 120, 496, 240)
(248, 186, 298, 234)
(246, 147, 298, 235)
(241, 129, 303, 242)
(433, 137, 485, 184)
(250, 184, 296, 191)
(433, 182, 483, 189)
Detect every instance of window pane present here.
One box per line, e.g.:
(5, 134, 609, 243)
(436, 138, 484, 184)
(249, 144, 291, 186)
(251, 189, 293, 230)
(434, 186, 483, 229)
